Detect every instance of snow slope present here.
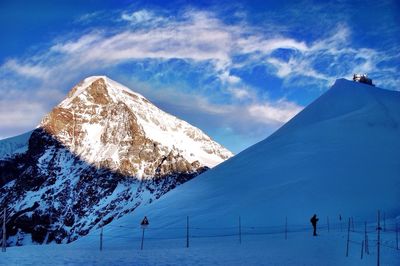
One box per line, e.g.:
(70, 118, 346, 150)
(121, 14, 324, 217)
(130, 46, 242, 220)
(0, 131, 32, 160)
(3, 229, 400, 265)
(107, 78, 400, 229)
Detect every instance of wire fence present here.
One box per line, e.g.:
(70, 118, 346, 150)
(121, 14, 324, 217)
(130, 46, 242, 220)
(90, 215, 400, 255)
(1, 210, 399, 265)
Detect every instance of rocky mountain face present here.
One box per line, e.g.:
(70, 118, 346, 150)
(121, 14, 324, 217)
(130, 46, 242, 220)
(0, 76, 232, 246)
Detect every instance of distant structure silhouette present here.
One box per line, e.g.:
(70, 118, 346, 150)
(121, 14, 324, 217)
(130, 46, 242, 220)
(353, 74, 374, 86)
(310, 214, 319, 236)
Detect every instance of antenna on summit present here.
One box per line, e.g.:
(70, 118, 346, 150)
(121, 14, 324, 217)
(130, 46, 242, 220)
(352, 73, 375, 86)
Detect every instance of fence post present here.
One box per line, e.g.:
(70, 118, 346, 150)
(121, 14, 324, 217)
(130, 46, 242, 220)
(346, 217, 350, 257)
(100, 226, 103, 251)
(141, 227, 145, 250)
(186, 216, 189, 248)
(364, 221, 369, 255)
(285, 216, 287, 240)
(239, 216, 242, 244)
(361, 240, 364, 260)
(396, 223, 399, 250)
(327, 216, 330, 233)
(377, 210, 381, 266)
(2, 208, 6, 252)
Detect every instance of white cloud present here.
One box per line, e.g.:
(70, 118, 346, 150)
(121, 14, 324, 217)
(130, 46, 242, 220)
(219, 71, 241, 85)
(227, 87, 252, 100)
(238, 36, 309, 54)
(74, 11, 105, 25)
(267, 57, 330, 82)
(43, 12, 235, 74)
(2, 10, 396, 90)
(247, 100, 302, 124)
(121, 9, 157, 24)
(2, 59, 50, 79)
(0, 101, 45, 127)
(121, 76, 303, 135)
(51, 33, 100, 54)
(0, 8, 398, 145)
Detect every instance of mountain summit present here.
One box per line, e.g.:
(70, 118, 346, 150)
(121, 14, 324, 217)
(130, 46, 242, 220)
(0, 76, 232, 245)
(41, 76, 232, 177)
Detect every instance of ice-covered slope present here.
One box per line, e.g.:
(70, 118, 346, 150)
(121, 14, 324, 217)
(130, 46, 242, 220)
(111, 78, 400, 229)
(0, 131, 32, 160)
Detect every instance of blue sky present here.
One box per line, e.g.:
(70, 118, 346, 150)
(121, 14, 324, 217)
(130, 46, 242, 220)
(0, 0, 399, 153)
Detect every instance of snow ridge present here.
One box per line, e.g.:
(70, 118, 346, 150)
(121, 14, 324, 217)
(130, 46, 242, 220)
(0, 131, 32, 160)
(113, 78, 400, 229)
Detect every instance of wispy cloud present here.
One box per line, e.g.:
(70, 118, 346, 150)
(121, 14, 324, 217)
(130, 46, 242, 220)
(121, 9, 163, 24)
(0, 6, 398, 151)
(248, 101, 302, 124)
(132, 78, 302, 134)
(2, 59, 50, 79)
(2, 9, 397, 89)
(74, 11, 106, 25)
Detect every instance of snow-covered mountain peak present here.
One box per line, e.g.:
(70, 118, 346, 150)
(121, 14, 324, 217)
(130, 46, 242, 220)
(0, 76, 233, 245)
(273, 78, 399, 137)
(60, 76, 146, 108)
(40, 76, 232, 177)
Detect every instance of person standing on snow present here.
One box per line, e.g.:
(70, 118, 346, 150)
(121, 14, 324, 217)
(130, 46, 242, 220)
(310, 214, 319, 236)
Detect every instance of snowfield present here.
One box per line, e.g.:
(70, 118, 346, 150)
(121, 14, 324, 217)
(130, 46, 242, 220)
(1, 223, 399, 265)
